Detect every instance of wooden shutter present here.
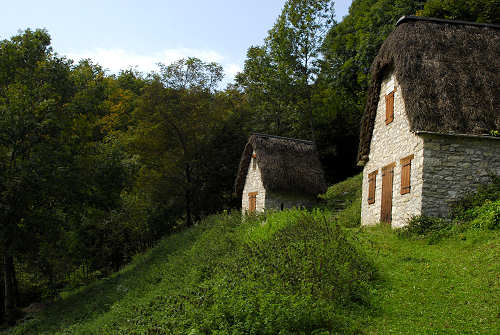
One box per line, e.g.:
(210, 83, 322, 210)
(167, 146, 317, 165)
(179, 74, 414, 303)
(400, 154, 414, 195)
(368, 170, 378, 204)
(381, 163, 395, 223)
(385, 90, 395, 125)
(248, 192, 258, 212)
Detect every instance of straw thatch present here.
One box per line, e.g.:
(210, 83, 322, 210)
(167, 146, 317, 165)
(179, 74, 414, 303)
(358, 16, 500, 164)
(234, 134, 327, 197)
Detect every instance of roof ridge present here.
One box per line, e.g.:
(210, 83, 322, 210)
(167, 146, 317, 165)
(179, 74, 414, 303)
(396, 15, 500, 30)
(251, 133, 314, 144)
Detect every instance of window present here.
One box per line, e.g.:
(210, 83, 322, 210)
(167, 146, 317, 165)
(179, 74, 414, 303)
(368, 170, 378, 204)
(252, 153, 257, 170)
(400, 154, 414, 195)
(385, 88, 396, 125)
(248, 192, 258, 212)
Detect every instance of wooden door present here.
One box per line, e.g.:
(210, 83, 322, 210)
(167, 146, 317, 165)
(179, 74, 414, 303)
(380, 163, 395, 223)
(248, 192, 257, 213)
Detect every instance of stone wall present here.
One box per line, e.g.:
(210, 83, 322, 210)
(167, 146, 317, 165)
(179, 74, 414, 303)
(242, 152, 266, 213)
(421, 134, 500, 217)
(265, 192, 316, 211)
(361, 71, 424, 228)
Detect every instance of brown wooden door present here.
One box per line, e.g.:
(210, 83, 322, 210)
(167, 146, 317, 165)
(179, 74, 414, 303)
(248, 192, 257, 212)
(381, 163, 395, 223)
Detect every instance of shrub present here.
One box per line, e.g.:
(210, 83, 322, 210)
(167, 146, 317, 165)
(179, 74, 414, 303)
(115, 210, 376, 334)
(10, 210, 377, 334)
(398, 177, 500, 241)
(467, 200, 500, 230)
(398, 215, 450, 237)
(188, 211, 376, 334)
(450, 175, 500, 221)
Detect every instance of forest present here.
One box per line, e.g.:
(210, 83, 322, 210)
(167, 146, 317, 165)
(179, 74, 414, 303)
(0, 0, 498, 326)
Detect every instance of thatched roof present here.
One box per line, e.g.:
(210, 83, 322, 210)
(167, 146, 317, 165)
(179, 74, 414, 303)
(358, 16, 500, 165)
(234, 133, 327, 197)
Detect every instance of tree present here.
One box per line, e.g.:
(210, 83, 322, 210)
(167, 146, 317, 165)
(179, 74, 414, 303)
(417, 0, 500, 24)
(0, 29, 75, 323)
(317, 0, 427, 181)
(132, 58, 227, 227)
(267, 0, 335, 141)
(236, 46, 296, 136)
(237, 0, 335, 141)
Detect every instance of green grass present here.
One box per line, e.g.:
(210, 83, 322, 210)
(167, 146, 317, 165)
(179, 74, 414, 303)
(10, 210, 375, 334)
(359, 225, 500, 334)
(320, 173, 362, 227)
(7, 175, 500, 334)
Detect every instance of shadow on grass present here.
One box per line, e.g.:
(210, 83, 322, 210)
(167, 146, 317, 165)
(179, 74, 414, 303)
(12, 225, 205, 334)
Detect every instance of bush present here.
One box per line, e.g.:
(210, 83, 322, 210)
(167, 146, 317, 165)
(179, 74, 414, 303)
(467, 200, 500, 230)
(182, 210, 377, 334)
(83, 210, 377, 334)
(397, 215, 451, 239)
(450, 175, 500, 221)
(398, 177, 500, 241)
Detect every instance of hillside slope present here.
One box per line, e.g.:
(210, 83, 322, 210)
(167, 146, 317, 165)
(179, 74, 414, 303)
(7, 175, 500, 334)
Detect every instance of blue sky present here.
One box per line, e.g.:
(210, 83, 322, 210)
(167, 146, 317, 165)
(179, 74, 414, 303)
(1, 1, 352, 84)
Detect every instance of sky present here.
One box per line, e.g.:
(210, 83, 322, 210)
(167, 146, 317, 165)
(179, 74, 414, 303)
(1, 0, 352, 85)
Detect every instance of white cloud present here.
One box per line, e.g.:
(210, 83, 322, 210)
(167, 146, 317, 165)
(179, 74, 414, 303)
(226, 63, 242, 79)
(64, 48, 241, 84)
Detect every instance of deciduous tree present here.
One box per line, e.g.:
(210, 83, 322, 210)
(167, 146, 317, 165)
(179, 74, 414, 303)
(132, 58, 227, 227)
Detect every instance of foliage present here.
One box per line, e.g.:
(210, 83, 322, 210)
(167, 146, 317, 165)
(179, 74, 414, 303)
(130, 57, 229, 227)
(450, 175, 500, 221)
(397, 177, 500, 243)
(417, 0, 500, 24)
(7, 183, 500, 334)
(397, 215, 452, 243)
(0, 28, 78, 322)
(9, 210, 377, 334)
(0, 29, 149, 323)
(320, 173, 362, 227)
(466, 200, 500, 230)
(317, 0, 427, 180)
(236, 0, 354, 182)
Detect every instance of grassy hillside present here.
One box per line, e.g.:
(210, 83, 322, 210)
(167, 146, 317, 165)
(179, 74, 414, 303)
(10, 209, 376, 334)
(363, 225, 499, 334)
(7, 175, 500, 334)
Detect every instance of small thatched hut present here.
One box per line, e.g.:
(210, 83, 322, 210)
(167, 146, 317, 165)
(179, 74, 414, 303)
(234, 133, 327, 213)
(359, 16, 500, 228)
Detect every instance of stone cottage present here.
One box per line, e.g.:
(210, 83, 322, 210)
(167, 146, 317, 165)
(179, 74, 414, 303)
(358, 16, 500, 228)
(234, 133, 327, 213)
